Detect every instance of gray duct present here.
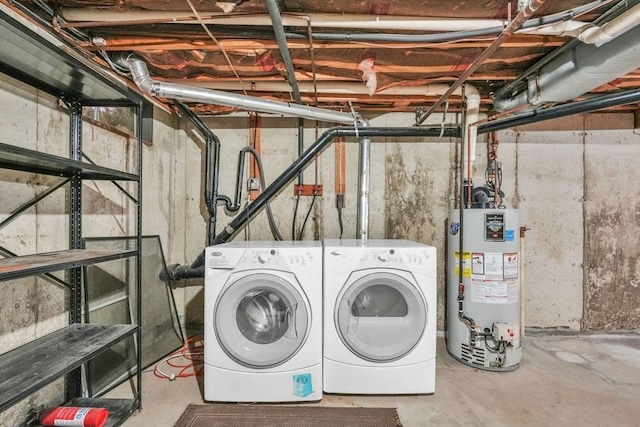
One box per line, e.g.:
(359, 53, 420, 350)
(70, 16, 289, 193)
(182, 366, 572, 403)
(494, 24, 640, 112)
(117, 54, 372, 239)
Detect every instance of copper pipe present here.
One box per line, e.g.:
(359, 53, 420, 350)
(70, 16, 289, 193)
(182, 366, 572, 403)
(415, 0, 546, 125)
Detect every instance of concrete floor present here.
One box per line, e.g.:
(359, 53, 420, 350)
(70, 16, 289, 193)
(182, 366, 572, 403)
(111, 333, 640, 427)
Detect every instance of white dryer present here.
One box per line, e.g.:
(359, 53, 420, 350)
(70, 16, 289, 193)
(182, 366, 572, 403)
(323, 239, 437, 394)
(204, 240, 322, 402)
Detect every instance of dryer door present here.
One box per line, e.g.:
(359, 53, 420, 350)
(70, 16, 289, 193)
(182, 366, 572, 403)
(214, 272, 309, 369)
(335, 272, 427, 362)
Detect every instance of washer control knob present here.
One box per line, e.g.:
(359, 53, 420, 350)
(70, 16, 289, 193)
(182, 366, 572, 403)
(258, 255, 267, 264)
(331, 251, 342, 256)
(377, 255, 387, 262)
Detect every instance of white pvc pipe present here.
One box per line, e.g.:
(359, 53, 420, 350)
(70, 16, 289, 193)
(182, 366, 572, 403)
(60, 9, 507, 31)
(464, 93, 481, 181)
(521, 3, 640, 44)
(578, 2, 640, 44)
(61, 7, 636, 40)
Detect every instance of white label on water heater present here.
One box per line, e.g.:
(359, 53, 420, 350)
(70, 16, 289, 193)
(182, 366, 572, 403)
(484, 252, 504, 279)
(471, 278, 518, 304)
(503, 252, 519, 279)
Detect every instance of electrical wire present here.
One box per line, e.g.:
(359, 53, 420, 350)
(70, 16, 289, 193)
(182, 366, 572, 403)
(153, 333, 204, 380)
(337, 205, 344, 239)
(242, 146, 284, 241)
(292, 193, 301, 240)
(297, 193, 317, 240)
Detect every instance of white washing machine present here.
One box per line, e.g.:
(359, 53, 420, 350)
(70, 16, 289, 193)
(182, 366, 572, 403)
(204, 240, 322, 402)
(323, 239, 437, 394)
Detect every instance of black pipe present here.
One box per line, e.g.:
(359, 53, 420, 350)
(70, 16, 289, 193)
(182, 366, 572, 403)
(169, 125, 460, 280)
(232, 149, 246, 211)
(478, 89, 640, 134)
(457, 86, 477, 341)
(173, 101, 223, 245)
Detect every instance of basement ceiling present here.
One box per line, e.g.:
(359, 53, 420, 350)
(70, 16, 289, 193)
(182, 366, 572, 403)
(7, 0, 640, 118)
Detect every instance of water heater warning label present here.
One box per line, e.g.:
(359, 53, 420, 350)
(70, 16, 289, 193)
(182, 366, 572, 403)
(471, 278, 518, 304)
(503, 253, 519, 279)
(454, 252, 472, 278)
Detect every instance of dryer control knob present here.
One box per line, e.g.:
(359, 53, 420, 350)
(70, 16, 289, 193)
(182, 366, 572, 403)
(331, 251, 342, 256)
(258, 255, 267, 264)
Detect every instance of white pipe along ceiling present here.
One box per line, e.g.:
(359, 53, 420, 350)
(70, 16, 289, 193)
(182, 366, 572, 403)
(519, 2, 640, 43)
(59, 8, 622, 40)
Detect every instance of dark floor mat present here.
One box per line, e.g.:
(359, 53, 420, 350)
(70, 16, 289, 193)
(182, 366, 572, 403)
(174, 404, 404, 427)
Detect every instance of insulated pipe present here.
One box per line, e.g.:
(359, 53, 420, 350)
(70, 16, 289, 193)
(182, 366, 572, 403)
(493, 24, 640, 112)
(479, 88, 640, 134)
(521, 3, 640, 44)
(495, 0, 639, 100)
(577, 2, 640, 44)
(118, 55, 356, 125)
(168, 126, 460, 280)
(265, 0, 302, 103)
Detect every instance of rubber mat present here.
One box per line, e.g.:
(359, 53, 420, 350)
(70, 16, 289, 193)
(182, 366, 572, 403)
(174, 404, 404, 427)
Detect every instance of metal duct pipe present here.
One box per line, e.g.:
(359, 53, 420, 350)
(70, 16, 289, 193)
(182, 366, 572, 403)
(357, 134, 371, 239)
(479, 88, 640, 134)
(118, 55, 356, 125)
(169, 125, 461, 280)
(265, 0, 301, 103)
(174, 81, 478, 96)
(494, 24, 640, 112)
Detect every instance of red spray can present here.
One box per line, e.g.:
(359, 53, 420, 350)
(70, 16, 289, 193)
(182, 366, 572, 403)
(39, 406, 109, 427)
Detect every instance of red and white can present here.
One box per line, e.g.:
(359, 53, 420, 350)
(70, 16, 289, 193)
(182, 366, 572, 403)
(39, 406, 109, 427)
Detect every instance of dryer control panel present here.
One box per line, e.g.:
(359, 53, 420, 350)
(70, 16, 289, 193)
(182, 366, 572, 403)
(357, 248, 431, 267)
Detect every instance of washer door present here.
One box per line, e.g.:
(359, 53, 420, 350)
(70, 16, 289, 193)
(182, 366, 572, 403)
(214, 272, 309, 369)
(335, 271, 426, 362)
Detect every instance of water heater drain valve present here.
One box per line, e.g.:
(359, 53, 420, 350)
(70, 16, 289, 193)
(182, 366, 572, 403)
(492, 323, 518, 343)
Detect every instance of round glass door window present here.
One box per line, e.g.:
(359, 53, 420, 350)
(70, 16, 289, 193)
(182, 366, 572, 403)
(215, 273, 309, 368)
(335, 272, 427, 362)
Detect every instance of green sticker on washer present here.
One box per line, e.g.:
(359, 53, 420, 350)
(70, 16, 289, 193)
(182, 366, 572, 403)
(293, 373, 313, 397)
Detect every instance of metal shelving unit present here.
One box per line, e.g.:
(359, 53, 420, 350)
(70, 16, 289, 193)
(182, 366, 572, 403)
(0, 5, 147, 426)
(0, 249, 138, 282)
(0, 324, 138, 413)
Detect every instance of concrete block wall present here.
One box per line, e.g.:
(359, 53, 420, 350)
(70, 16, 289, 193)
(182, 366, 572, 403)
(164, 112, 639, 332)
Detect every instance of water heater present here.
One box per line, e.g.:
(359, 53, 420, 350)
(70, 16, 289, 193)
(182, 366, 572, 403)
(447, 208, 521, 371)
